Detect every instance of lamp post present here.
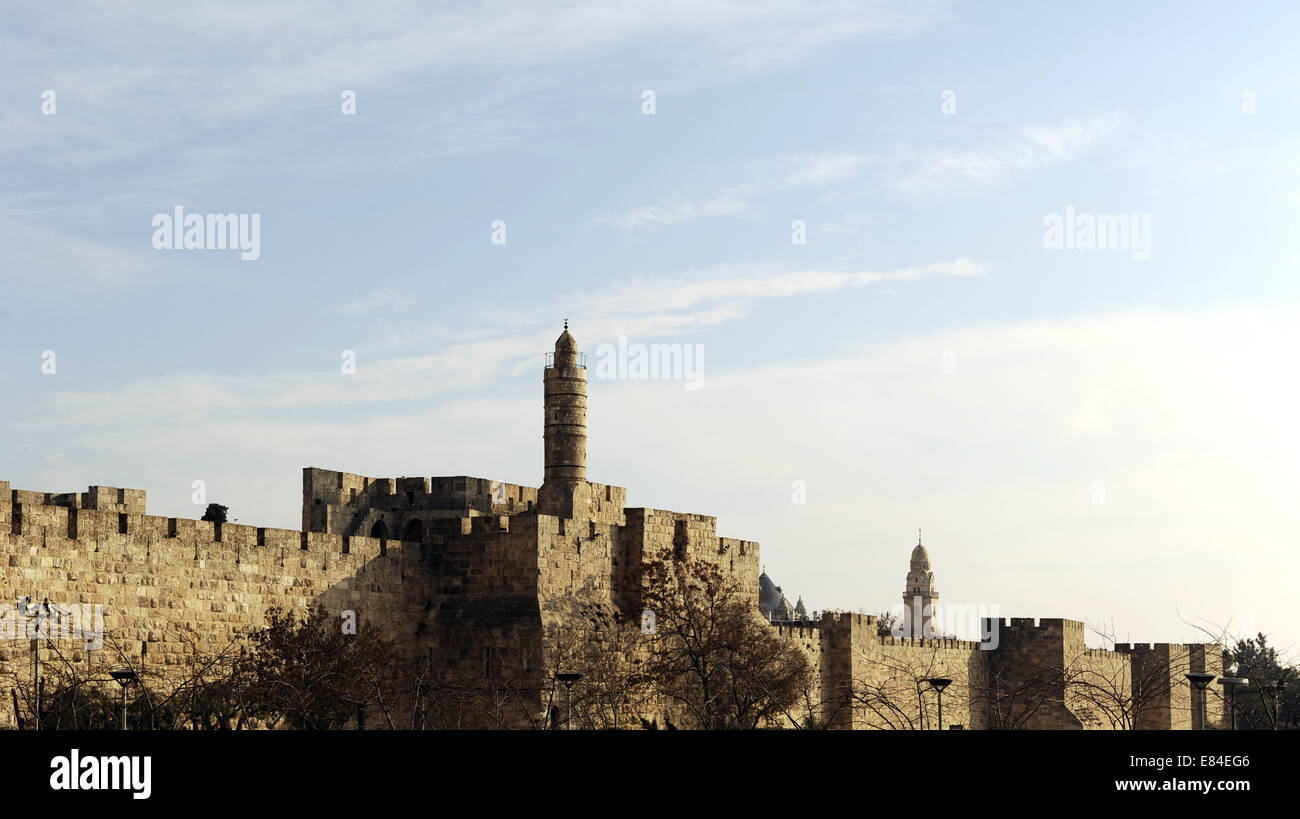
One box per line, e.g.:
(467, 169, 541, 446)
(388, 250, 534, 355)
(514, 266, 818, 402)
(924, 677, 952, 730)
(1185, 672, 1216, 730)
(24, 596, 48, 731)
(555, 672, 582, 731)
(109, 669, 138, 731)
(1217, 677, 1248, 731)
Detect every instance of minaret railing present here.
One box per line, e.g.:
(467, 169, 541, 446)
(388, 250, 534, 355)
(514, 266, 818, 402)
(544, 352, 587, 369)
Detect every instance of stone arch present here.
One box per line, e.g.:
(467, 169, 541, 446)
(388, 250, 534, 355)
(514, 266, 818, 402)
(371, 520, 389, 556)
(401, 519, 424, 544)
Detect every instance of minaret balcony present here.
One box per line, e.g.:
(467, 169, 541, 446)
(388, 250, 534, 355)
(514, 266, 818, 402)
(545, 352, 587, 369)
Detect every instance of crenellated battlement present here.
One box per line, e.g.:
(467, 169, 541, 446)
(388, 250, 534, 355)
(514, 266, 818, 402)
(819, 611, 879, 629)
(1080, 646, 1121, 659)
(877, 634, 984, 650)
(1114, 641, 1219, 659)
(2, 479, 534, 571)
(302, 467, 633, 538)
(302, 468, 541, 529)
(6, 482, 147, 529)
(986, 616, 1081, 633)
(621, 509, 756, 566)
(717, 536, 757, 559)
(798, 611, 984, 650)
(773, 621, 819, 640)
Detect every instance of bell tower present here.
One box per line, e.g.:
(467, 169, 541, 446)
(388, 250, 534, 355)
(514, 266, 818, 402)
(539, 321, 588, 518)
(903, 530, 939, 639)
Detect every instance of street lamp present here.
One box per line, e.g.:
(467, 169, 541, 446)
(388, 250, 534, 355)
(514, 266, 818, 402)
(1217, 677, 1248, 731)
(555, 672, 582, 731)
(924, 677, 952, 730)
(23, 596, 49, 731)
(1185, 672, 1216, 730)
(109, 669, 138, 731)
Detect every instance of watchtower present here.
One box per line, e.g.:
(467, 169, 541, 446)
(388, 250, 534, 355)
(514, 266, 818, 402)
(539, 322, 588, 518)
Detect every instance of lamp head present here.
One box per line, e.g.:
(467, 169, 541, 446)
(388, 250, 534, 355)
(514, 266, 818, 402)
(109, 669, 139, 689)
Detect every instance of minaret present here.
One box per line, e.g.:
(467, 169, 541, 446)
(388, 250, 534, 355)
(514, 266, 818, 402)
(902, 529, 939, 639)
(539, 321, 588, 518)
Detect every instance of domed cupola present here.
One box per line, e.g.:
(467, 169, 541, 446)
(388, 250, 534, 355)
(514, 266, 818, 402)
(904, 529, 938, 597)
(759, 570, 786, 619)
(759, 571, 780, 610)
(910, 543, 931, 572)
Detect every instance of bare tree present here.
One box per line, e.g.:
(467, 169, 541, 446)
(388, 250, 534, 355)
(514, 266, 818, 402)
(640, 553, 812, 729)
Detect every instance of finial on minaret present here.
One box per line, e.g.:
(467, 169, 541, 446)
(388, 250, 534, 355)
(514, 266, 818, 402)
(918, 527, 922, 546)
(563, 318, 568, 330)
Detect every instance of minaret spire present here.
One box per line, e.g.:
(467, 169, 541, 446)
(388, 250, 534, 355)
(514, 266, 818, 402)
(540, 323, 588, 518)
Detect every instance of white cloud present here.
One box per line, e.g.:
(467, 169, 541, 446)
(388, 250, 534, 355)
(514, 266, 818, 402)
(39, 257, 982, 424)
(599, 114, 1124, 228)
(571, 258, 984, 314)
(893, 111, 1124, 196)
(0, 213, 156, 287)
(597, 153, 872, 230)
(0, 2, 942, 166)
(766, 153, 874, 187)
(604, 205, 680, 231)
(341, 288, 415, 316)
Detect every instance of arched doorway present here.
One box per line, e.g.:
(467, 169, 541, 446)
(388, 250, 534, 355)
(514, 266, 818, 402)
(370, 520, 389, 555)
(401, 519, 424, 544)
(403, 519, 429, 561)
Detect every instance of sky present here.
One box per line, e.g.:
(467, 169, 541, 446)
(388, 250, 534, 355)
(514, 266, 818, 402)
(1, 1, 1298, 653)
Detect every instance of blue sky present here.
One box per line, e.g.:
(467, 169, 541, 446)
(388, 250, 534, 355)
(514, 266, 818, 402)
(2, 1, 1298, 652)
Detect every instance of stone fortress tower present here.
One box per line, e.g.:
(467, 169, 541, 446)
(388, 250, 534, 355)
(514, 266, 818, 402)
(539, 321, 588, 520)
(903, 530, 938, 639)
